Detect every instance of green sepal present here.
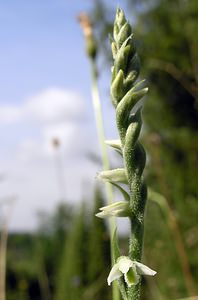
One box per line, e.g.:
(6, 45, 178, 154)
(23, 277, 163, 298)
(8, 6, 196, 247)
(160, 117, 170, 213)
(111, 41, 117, 59)
(111, 69, 125, 107)
(127, 53, 141, 80)
(117, 22, 132, 48)
(113, 22, 119, 40)
(124, 110, 146, 182)
(114, 43, 131, 75)
(124, 71, 139, 89)
(131, 79, 147, 91)
(112, 35, 132, 82)
(115, 8, 126, 32)
(116, 87, 148, 143)
(117, 87, 148, 122)
(126, 108, 142, 146)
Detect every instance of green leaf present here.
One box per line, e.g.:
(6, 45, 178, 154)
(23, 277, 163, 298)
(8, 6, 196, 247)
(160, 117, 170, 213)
(112, 229, 120, 262)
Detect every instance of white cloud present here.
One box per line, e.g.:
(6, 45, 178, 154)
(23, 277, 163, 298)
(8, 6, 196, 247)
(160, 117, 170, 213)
(0, 105, 22, 123)
(26, 88, 85, 123)
(43, 122, 78, 155)
(0, 86, 118, 232)
(0, 88, 100, 204)
(17, 120, 96, 163)
(17, 139, 43, 162)
(0, 146, 99, 231)
(0, 87, 86, 125)
(0, 87, 95, 164)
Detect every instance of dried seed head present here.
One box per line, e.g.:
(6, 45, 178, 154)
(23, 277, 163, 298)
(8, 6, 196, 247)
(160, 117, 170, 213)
(52, 137, 60, 148)
(78, 13, 93, 38)
(78, 13, 97, 59)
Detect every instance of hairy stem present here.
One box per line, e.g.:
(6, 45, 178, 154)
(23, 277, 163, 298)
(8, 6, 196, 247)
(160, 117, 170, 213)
(110, 8, 149, 299)
(128, 177, 146, 299)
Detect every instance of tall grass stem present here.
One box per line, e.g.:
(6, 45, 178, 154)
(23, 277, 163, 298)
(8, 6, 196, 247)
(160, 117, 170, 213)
(90, 59, 120, 300)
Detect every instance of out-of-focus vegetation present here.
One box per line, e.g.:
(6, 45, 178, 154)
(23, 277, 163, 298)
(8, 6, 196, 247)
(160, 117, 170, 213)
(5, 188, 112, 300)
(2, 1, 198, 299)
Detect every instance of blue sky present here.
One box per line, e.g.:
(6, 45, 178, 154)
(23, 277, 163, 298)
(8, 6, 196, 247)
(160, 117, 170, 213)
(0, 0, 93, 103)
(0, 1, 129, 231)
(0, 0, 95, 153)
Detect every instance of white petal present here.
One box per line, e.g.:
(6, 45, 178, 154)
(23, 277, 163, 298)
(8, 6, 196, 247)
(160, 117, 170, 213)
(134, 261, 157, 276)
(105, 139, 122, 150)
(100, 201, 128, 211)
(95, 212, 106, 218)
(98, 169, 127, 184)
(96, 202, 129, 219)
(107, 263, 122, 286)
(117, 256, 133, 274)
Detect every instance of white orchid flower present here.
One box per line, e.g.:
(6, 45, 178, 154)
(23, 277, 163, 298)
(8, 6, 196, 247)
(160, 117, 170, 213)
(107, 256, 157, 287)
(95, 201, 130, 218)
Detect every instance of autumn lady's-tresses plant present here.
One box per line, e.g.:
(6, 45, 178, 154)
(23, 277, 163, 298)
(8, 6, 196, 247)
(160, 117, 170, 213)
(96, 8, 156, 300)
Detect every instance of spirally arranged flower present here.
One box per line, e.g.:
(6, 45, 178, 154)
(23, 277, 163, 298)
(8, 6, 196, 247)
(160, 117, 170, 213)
(107, 256, 156, 287)
(95, 201, 130, 218)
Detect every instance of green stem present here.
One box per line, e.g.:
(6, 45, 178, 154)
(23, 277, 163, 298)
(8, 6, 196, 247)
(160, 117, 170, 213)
(128, 177, 146, 300)
(128, 218, 143, 300)
(90, 58, 120, 300)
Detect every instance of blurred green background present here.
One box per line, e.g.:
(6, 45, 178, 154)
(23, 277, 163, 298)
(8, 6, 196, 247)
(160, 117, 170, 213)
(1, 0, 198, 299)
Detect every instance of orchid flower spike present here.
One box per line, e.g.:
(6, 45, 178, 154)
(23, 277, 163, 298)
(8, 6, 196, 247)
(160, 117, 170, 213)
(95, 201, 130, 219)
(107, 256, 156, 287)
